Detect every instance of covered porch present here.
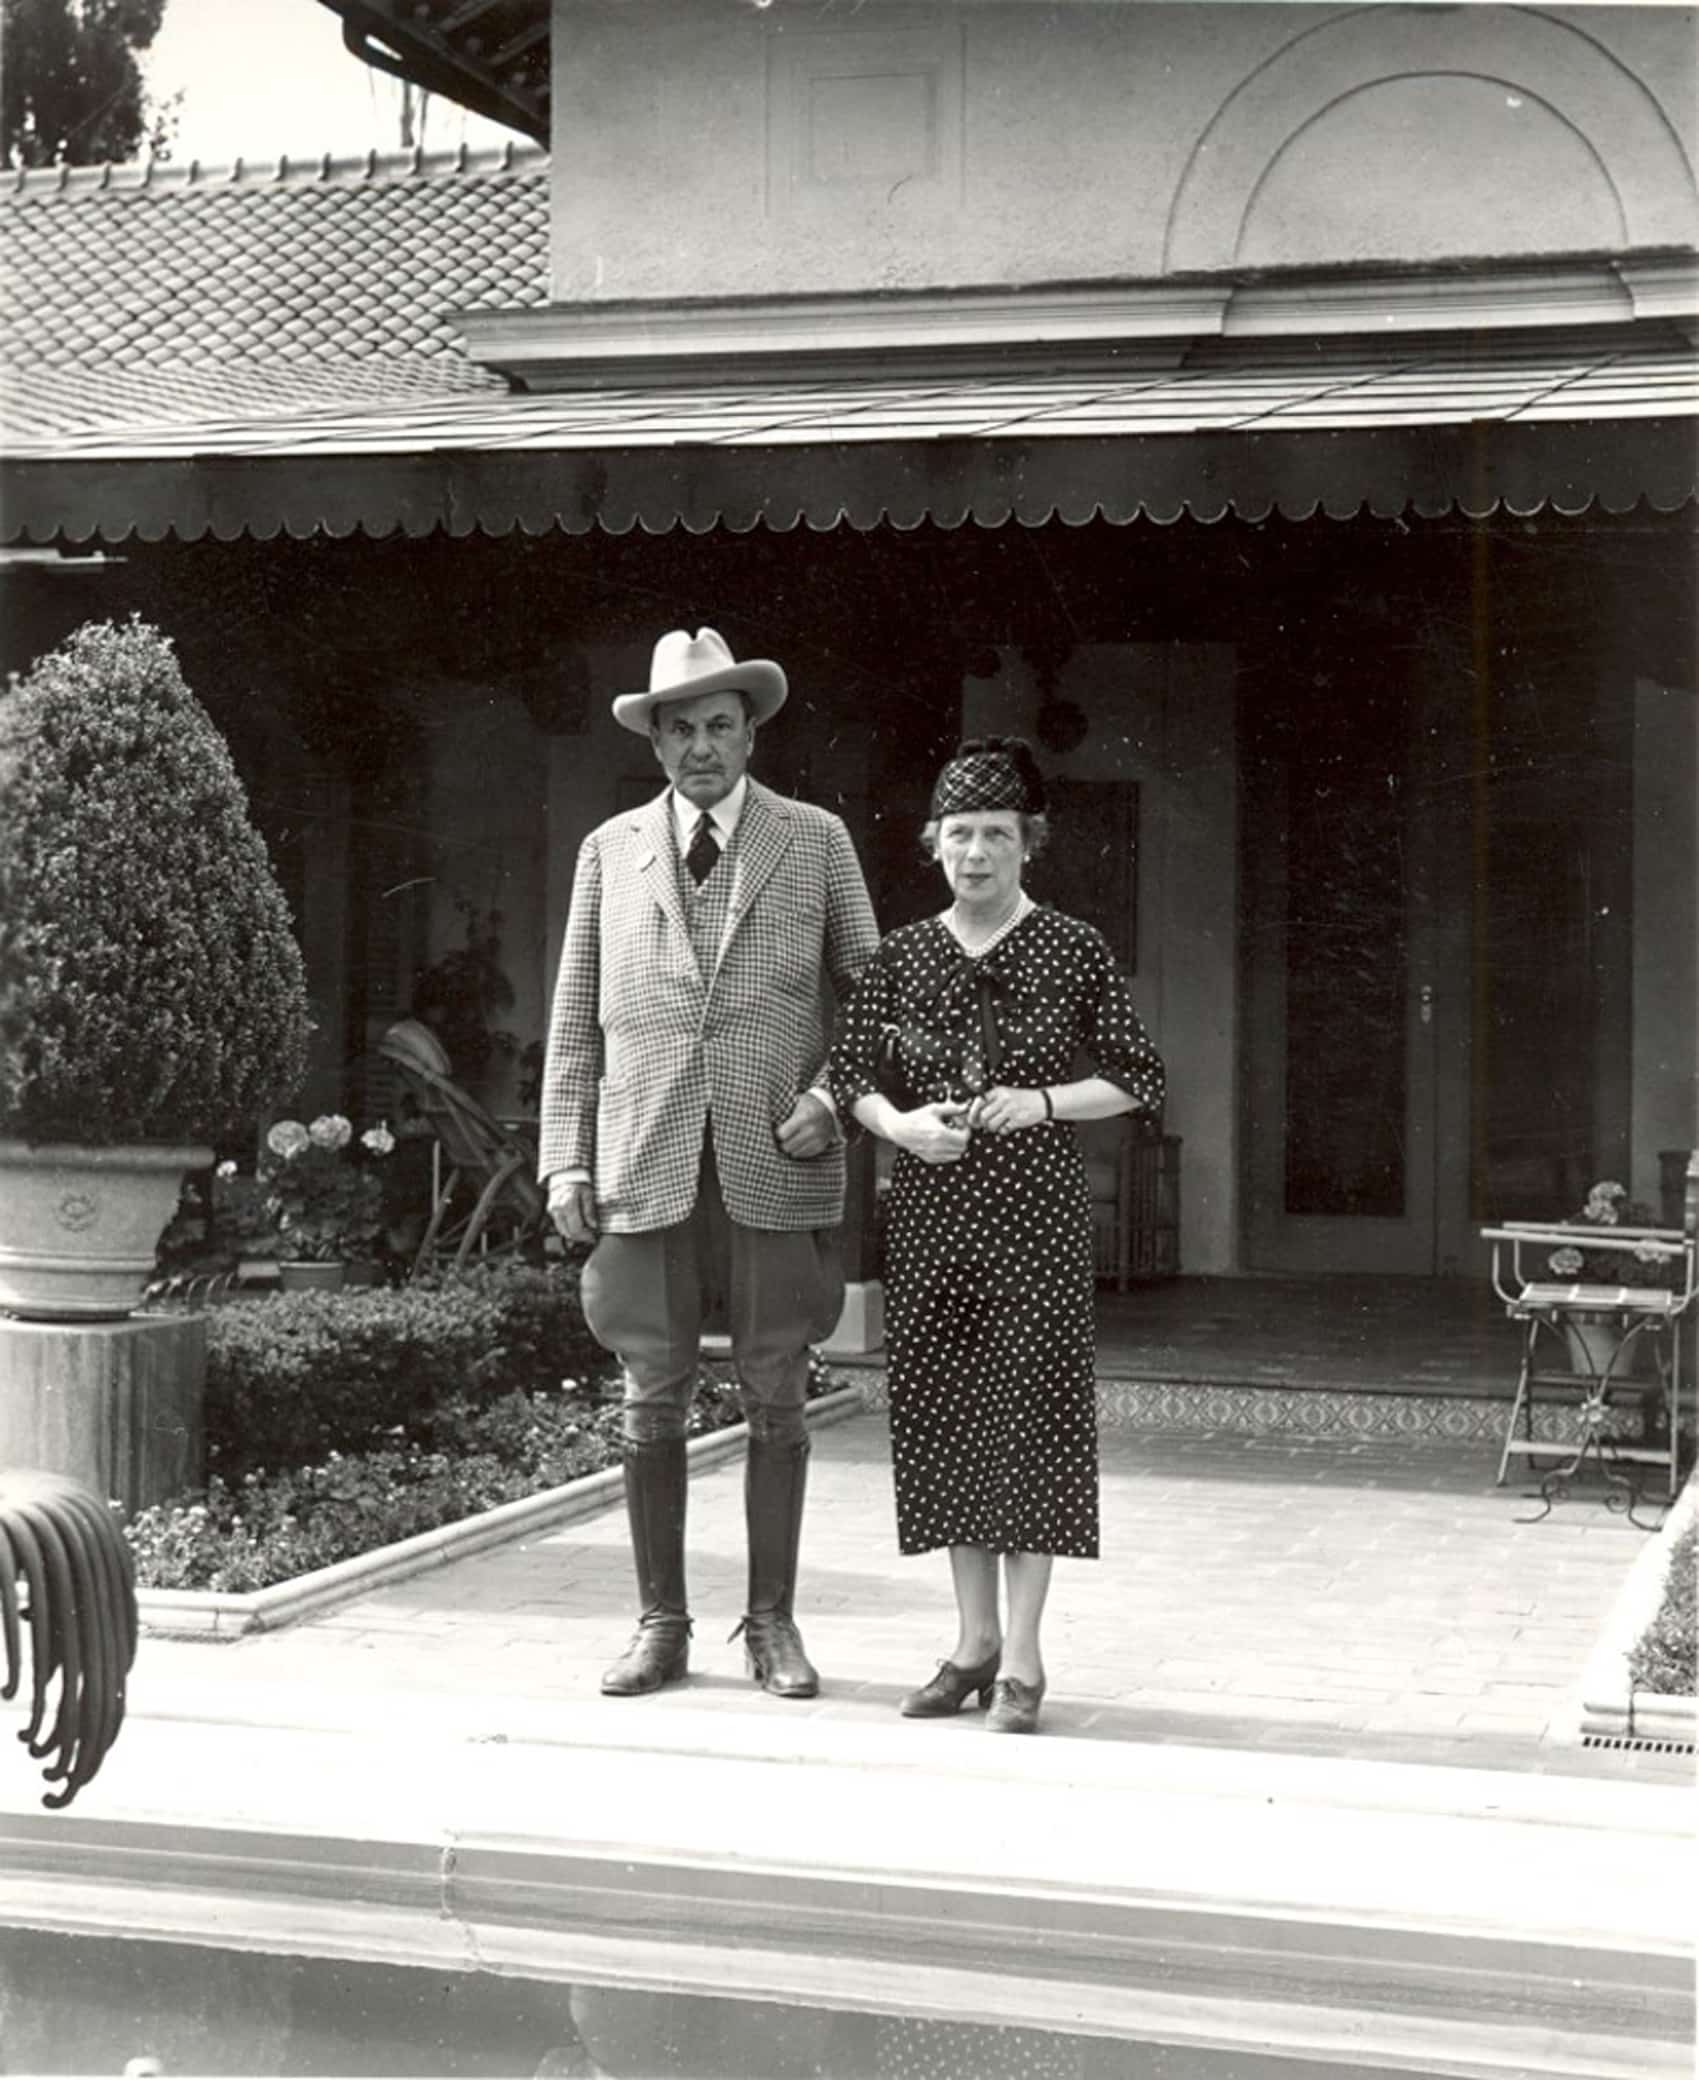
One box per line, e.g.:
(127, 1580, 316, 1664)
(4, 245, 1695, 1302)
(1094, 1274, 1519, 1397)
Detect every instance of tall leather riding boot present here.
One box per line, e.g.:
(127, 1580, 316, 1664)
(601, 1437, 691, 1697)
(733, 1436, 818, 1698)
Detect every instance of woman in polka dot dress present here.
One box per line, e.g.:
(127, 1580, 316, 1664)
(832, 738, 1164, 1736)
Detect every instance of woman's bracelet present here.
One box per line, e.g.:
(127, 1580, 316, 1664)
(1039, 1087, 1055, 1122)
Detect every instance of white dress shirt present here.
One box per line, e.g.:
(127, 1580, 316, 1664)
(672, 774, 746, 867)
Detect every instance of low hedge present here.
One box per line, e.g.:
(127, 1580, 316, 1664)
(1627, 1521, 1696, 1697)
(203, 1258, 602, 1483)
(128, 1361, 843, 1594)
(441, 1254, 603, 1397)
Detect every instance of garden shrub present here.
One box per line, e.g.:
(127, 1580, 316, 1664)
(1628, 1521, 1696, 1697)
(0, 617, 309, 1144)
(204, 1284, 505, 1481)
(203, 1259, 604, 1481)
(419, 1255, 603, 1396)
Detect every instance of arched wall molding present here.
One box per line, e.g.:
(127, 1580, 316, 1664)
(1164, 5, 1699, 274)
(1235, 74, 1627, 259)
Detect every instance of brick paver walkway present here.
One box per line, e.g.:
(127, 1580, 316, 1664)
(135, 1411, 1686, 1781)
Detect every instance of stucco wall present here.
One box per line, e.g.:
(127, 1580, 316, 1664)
(549, 2, 1699, 299)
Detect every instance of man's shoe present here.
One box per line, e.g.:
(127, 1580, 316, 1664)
(601, 1612, 691, 1696)
(732, 1610, 819, 1699)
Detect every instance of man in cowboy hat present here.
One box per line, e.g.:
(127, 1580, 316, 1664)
(539, 628, 879, 1700)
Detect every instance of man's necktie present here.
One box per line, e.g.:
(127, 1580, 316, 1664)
(686, 811, 719, 886)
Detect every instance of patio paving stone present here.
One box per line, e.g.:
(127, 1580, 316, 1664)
(120, 1408, 1690, 1783)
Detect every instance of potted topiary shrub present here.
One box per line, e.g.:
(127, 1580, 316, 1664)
(0, 618, 311, 1320)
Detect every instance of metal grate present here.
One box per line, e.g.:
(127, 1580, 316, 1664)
(1581, 1733, 1696, 1754)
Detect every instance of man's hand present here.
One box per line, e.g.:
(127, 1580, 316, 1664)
(548, 1179, 599, 1246)
(775, 1090, 837, 1160)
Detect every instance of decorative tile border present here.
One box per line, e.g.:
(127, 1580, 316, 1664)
(1092, 1376, 1662, 1448)
(856, 1367, 1663, 1451)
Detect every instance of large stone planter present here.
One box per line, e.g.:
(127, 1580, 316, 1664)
(0, 1140, 210, 1322)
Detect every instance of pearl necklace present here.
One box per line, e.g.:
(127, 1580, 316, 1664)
(944, 890, 1032, 958)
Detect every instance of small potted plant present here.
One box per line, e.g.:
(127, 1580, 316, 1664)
(1547, 1179, 1682, 1378)
(260, 1114, 395, 1288)
(0, 618, 311, 1319)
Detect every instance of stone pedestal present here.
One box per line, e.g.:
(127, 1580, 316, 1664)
(824, 1280, 884, 1357)
(0, 1314, 204, 1512)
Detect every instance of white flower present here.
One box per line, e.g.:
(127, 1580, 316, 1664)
(266, 1119, 310, 1158)
(361, 1123, 396, 1156)
(309, 1114, 353, 1150)
(215, 1159, 238, 1179)
(1549, 1246, 1584, 1277)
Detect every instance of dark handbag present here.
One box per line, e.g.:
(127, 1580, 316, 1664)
(874, 971, 1003, 1108)
(873, 1023, 912, 1106)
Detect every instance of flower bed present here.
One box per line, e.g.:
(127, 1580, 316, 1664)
(126, 1371, 755, 1595)
(123, 1252, 852, 1595)
(1628, 1520, 1696, 1697)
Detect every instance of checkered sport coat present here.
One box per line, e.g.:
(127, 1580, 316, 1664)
(538, 779, 880, 1233)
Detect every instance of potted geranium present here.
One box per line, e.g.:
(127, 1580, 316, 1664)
(261, 1114, 395, 1288)
(0, 619, 310, 1319)
(1547, 1179, 1683, 1380)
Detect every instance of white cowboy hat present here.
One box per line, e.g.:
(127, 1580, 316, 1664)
(611, 627, 788, 735)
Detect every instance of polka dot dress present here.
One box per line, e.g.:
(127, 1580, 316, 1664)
(833, 907, 1164, 1559)
(870, 2012, 1088, 2078)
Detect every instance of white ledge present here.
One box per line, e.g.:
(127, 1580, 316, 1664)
(457, 282, 1228, 389)
(458, 260, 1699, 392)
(1568, 1474, 1697, 1750)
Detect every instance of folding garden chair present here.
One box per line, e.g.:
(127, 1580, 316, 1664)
(1482, 1152, 1697, 1517)
(377, 1019, 550, 1277)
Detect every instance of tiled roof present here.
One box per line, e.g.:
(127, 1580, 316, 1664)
(0, 144, 549, 440)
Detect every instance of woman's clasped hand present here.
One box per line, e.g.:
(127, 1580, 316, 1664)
(962, 1084, 1051, 1136)
(897, 1084, 1053, 1161)
(895, 1100, 974, 1163)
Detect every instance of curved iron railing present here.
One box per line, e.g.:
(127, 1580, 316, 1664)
(1, 1469, 138, 1808)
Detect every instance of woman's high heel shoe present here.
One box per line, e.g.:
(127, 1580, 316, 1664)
(985, 1675, 1046, 1735)
(900, 1648, 1002, 1718)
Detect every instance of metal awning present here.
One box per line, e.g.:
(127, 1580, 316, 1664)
(3, 324, 1694, 543)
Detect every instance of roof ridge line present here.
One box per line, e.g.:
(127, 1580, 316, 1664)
(7, 140, 548, 201)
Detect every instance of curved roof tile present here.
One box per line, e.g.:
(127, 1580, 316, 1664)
(2, 145, 549, 438)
